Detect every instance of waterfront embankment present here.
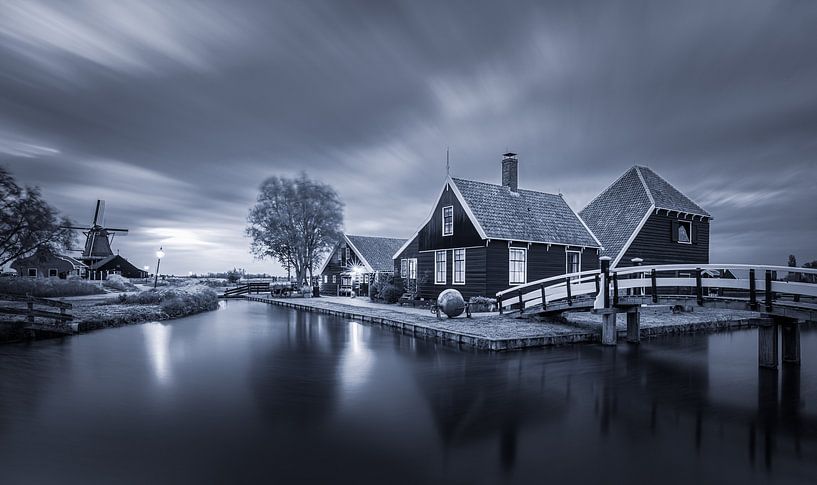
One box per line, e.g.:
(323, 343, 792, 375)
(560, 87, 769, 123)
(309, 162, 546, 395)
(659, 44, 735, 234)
(245, 295, 762, 350)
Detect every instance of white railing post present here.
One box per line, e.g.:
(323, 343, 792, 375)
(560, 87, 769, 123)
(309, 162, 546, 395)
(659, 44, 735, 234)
(595, 257, 611, 310)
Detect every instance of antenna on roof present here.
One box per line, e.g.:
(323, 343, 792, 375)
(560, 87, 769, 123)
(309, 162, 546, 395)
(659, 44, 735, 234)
(446, 147, 450, 176)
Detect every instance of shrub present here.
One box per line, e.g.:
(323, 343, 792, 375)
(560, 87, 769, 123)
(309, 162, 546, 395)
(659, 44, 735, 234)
(368, 281, 381, 300)
(0, 276, 105, 297)
(468, 295, 497, 312)
(468, 296, 497, 305)
(102, 274, 137, 292)
(379, 284, 402, 304)
(108, 284, 219, 318)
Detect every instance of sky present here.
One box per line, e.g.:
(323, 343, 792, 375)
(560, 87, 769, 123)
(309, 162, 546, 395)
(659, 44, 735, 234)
(0, 0, 815, 275)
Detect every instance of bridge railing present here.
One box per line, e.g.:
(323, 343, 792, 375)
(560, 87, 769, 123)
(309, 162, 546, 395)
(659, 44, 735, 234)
(497, 263, 817, 314)
(495, 269, 601, 313)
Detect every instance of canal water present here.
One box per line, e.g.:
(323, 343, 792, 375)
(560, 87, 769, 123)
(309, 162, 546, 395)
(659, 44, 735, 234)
(0, 301, 815, 484)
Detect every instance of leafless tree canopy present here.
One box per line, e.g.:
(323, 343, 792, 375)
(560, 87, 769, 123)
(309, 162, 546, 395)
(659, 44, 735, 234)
(0, 167, 74, 267)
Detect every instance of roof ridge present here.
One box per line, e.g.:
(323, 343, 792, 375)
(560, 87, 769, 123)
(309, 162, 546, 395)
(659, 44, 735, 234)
(452, 176, 562, 198)
(637, 166, 711, 217)
(634, 165, 656, 206)
(580, 166, 641, 213)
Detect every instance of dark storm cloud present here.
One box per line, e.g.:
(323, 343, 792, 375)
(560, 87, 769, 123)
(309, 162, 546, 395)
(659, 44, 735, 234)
(0, 0, 815, 273)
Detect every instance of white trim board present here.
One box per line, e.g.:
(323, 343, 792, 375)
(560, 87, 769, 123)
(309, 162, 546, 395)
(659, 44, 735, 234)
(611, 205, 654, 268)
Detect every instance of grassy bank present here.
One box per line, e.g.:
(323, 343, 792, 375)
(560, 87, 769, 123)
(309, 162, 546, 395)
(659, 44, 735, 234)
(0, 276, 105, 297)
(1, 283, 220, 342)
(76, 283, 220, 329)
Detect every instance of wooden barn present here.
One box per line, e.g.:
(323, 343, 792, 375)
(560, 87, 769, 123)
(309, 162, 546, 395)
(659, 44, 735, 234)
(579, 166, 711, 268)
(87, 254, 148, 280)
(11, 247, 87, 279)
(319, 235, 407, 296)
(392, 153, 601, 301)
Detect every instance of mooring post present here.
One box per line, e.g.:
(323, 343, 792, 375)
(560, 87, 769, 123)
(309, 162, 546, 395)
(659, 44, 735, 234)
(600, 257, 610, 309)
(540, 284, 547, 310)
(695, 268, 703, 306)
(599, 257, 616, 345)
(565, 276, 572, 306)
(765, 270, 773, 313)
(612, 273, 619, 306)
(651, 269, 658, 303)
(780, 318, 801, 366)
(498, 295, 503, 315)
(626, 308, 640, 344)
(748, 268, 757, 310)
(631, 258, 643, 296)
(757, 319, 779, 369)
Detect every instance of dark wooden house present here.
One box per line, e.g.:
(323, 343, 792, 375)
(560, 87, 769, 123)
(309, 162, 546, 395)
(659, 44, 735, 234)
(393, 153, 601, 301)
(88, 254, 148, 280)
(579, 166, 711, 268)
(11, 247, 86, 279)
(319, 235, 407, 296)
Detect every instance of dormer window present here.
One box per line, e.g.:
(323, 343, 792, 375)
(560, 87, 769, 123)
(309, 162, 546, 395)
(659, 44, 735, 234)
(675, 220, 692, 244)
(442, 206, 453, 236)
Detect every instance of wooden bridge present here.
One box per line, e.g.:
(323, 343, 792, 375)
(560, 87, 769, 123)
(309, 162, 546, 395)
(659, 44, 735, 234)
(496, 258, 817, 367)
(221, 282, 271, 298)
(0, 293, 74, 335)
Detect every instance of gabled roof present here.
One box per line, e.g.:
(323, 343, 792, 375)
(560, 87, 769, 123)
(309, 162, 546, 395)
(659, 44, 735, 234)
(319, 234, 407, 274)
(345, 235, 406, 272)
(450, 178, 600, 247)
(392, 176, 601, 259)
(579, 165, 711, 266)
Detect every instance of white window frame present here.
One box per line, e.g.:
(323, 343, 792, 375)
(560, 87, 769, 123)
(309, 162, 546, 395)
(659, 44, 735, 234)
(566, 250, 582, 277)
(442, 205, 454, 236)
(434, 250, 447, 285)
(332, 275, 336, 283)
(453, 248, 466, 285)
(508, 248, 527, 285)
(400, 259, 407, 278)
(409, 258, 417, 279)
(322, 275, 328, 284)
(28, 268, 37, 277)
(677, 220, 692, 245)
(48, 268, 59, 278)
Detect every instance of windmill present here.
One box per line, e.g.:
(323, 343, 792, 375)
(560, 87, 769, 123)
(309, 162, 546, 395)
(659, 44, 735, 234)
(63, 200, 129, 265)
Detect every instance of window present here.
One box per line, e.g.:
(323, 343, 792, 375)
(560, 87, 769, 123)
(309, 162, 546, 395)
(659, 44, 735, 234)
(453, 249, 466, 284)
(435, 250, 447, 284)
(566, 251, 581, 277)
(332, 275, 336, 283)
(401, 259, 407, 278)
(442, 206, 453, 236)
(343, 247, 350, 265)
(677, 220, 692, 244)
(322, 275, 328, 283)
(48, 268, 58, 277)
(409, 258, 417, 279)
(509, 248, 527, 284)
(28, 268, 37, 277)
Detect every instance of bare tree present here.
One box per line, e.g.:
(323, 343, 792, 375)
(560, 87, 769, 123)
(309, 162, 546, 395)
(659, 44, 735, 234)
(246, 172, 343, 285)
(0, 167, 74, 268)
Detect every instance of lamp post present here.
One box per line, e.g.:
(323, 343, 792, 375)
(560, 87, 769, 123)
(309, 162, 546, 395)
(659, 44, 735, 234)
(154, 247, 165, 289)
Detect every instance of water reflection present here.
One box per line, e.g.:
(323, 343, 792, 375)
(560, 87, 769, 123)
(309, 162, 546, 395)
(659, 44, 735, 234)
(0, 302, 815, 484)
(143, 322, 173, 385)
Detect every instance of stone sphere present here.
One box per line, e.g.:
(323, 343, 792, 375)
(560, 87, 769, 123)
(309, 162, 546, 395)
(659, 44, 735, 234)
(437, 289, 466, 318)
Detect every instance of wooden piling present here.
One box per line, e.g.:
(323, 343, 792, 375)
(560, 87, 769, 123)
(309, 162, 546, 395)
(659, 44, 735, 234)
(601, 310, 617, 346)
(757, 320, 778, 369)
(780, 320, 800, 366)
(626, 309, 640, 344)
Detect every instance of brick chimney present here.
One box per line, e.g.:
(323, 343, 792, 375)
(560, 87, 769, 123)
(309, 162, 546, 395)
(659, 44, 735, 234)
(501, 152, 518, 192)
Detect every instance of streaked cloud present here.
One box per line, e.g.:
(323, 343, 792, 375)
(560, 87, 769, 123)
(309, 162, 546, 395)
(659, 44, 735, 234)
(0, 0, 815, 273)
